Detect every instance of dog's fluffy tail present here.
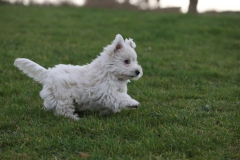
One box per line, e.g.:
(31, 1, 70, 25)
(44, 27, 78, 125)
(14, 58, 48, 84)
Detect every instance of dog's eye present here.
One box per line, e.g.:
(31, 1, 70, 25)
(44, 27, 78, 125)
(124, 60, 130, 64)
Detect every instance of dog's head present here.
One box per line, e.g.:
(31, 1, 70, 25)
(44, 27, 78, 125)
(102, 34, 143, 81)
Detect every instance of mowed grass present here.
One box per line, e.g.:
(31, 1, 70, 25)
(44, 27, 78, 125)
(0, 4, 240, 159)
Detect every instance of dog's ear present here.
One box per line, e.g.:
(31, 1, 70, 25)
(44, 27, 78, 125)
(113, 34, 124, 52)
(125, 38, 136, 49)
(103, 34, 124, 55)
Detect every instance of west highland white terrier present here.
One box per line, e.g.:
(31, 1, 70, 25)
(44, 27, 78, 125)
(14, 34, 143, 120)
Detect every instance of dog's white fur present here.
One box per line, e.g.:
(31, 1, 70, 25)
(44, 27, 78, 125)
(14, 34, 143, 120)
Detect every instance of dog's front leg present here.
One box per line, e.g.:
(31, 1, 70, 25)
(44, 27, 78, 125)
(115, 93, 140, 110)
(100, 93, 140, 115)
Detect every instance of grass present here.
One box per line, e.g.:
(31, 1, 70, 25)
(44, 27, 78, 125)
(0, 4, 240, 159)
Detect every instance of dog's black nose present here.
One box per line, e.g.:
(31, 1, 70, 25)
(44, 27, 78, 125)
(135, 70, 140, 75)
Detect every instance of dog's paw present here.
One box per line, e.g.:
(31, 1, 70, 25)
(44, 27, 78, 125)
(128, 99, 140, 109)
(72, 115, 80, 121)
(66, 113, 80, 121)
(129, 105, 139, 109)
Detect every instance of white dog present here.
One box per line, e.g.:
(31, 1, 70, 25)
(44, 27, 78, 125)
(14, 34, 143, 120)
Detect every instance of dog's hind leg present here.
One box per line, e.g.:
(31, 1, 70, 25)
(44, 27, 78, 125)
(40, 87, 57, 111)
(55, 100, 79, 120)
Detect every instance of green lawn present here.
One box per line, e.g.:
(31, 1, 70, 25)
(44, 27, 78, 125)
(0, 4, 240, 159)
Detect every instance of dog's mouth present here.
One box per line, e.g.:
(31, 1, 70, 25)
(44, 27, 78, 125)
(117, 72, 142, 81)
(126, 75, 140, 80)
(129, 74, 142, 79)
